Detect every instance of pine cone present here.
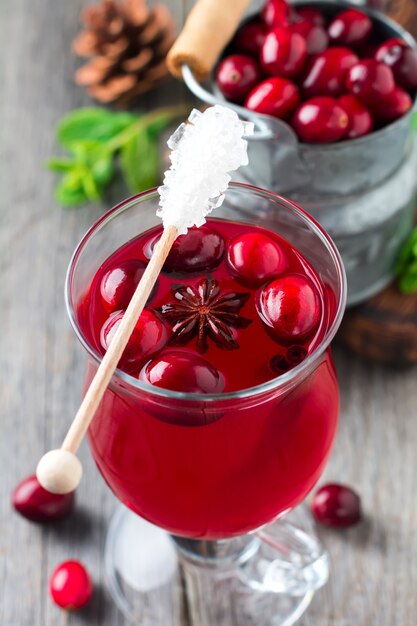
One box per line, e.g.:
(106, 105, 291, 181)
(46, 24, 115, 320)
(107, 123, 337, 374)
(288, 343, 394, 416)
(73, 0, 175, 105)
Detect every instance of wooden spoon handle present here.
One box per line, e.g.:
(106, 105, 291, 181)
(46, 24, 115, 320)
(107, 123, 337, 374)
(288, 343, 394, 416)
(167, 0, 251, 82)
(385, 0, 417, 35)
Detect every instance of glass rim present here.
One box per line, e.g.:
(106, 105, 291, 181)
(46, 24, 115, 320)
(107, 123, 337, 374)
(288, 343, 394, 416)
(65, 182, 347, 403)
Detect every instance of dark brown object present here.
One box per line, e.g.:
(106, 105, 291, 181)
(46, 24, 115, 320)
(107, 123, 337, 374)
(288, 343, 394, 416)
(73, 0, 175, 104)
(386, 0, 417, 35)
(338, 282, 417, 365)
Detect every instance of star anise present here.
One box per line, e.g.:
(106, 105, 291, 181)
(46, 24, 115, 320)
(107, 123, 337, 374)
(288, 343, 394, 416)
(159, 278, 252, 353)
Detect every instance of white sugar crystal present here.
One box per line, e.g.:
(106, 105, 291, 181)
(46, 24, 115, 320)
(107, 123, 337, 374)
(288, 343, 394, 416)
(158, 105, 254, 235)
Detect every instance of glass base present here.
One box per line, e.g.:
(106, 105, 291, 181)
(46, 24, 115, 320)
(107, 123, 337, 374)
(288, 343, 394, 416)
(105, 505, 328, 626)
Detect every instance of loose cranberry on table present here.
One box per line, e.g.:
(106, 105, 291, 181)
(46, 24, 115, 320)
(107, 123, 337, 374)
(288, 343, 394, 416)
(215, 54, 261, 103)
(372, 86, 412, 123)
(338, 94, 373, 139)
(257, 274, 321, 342)
(232, 20, 266, 58)
(49, 560, 93, 610)
(294, 6, 325, 28)
(100, 260, 155, 312)
(140, 349, 225, 394)
(289, 18, 328, 55)
(292, 97, 349, 143)
(227, 231, 288, 287)
(260, 27, 307, 79)
(261, 0, 291, 28)
(375, 38, 417, 91)
(302, 48, 359, 98)
(12, 474, 74, 522)
(311, 483, 362, 528)
(328, 9, 372, 48)
(101, 309, 169, 370)
(162, 225, 225, 273)
(345, 60, 395, 106)
(245, 77, 300, 119)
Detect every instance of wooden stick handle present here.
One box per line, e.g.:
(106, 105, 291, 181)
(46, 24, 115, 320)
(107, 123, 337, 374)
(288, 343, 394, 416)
(385, 0, 417, 34)
(63, 225, 178, 453)
(167, 0, 251, 82)
(37, 225, 178, 494)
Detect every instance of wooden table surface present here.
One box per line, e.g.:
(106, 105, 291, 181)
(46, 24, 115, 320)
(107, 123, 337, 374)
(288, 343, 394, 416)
(1, 1, 417, 625)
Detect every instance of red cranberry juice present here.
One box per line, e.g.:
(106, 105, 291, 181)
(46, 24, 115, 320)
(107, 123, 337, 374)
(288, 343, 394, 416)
(78, 218, 339, 538)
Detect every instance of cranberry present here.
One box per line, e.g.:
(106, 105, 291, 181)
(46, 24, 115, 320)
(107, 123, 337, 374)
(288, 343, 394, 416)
(294, 7, 325, 27)
(261, 0, 291, 28)
(328, 9, 372, 48)
(261, 27, 307, 79)
(286, 345, 308, 365)
(302, 48, 359, 98)
(311, 483, 362, 528)
(100, 260, 156, 312)
(338, 94, 373, 139)
(257, 274, 322, 342)
(155, 225, 225, 274)
(100, 309, 169, 371)
(12, 474, 74, 522)
(227, 231, 287, 287)
(140, 349, 225, 394)
(372, 86, 412, 123)
(245, 77, 300, 119)
(289, 19, 328, 55)
(232, 20, 266, 57)
(216, 54, 261, 103)
(292, 97, 349, 143)
(375, 38, 417, 91)
(49, 560, 93, 610)
(345, 60, 395, 106)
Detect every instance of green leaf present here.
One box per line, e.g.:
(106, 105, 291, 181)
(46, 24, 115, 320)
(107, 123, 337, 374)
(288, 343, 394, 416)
(413, 111, 417, 131)
(399, 271, 417, 294)
(57, 108, 137, 148)
(47, 158, 75, 172)
(55, 174, 89, 207)
(120, 130, 159, 194)
(91, 154, 114, 187)
(396, 227, 417, 275)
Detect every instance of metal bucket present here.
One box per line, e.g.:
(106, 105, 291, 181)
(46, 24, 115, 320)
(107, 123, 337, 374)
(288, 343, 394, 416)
(183, 0, 417, 305)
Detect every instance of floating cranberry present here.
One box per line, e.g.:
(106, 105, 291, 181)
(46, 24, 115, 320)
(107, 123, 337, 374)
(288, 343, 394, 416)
(261, 0, 291, 28)
(216, 54, 261, 103)
(151, 225, 225, 274)
(245, 77, 300, 119)
(232, 20, 267, 57)
(375, 38, 417, 91)
(311, 483, 362, 528)
(100, 260, 155, 313)
(257, 274, 322, 342)
(286, 345, 308, 366)
(49, 560, 93, 610)
(289, 19, 328, 55)
(338, 94, 373, 139)
(140, 349, 225, 394)
(227, 231, 287, 287)
(345, 60, 395, 106)
(292, 97, 349, 143)
(372, 86, 412, 123)
(12, 474, 75, 523)
(328, 9, 372, 48)
(302, 48, 359, 98)
(101, 309, 169, 370)
(261, 27, 307, 79)
(294, 7, 325, 27)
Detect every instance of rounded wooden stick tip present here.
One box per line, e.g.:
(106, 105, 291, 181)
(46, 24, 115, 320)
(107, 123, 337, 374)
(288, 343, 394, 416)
(36, 449, 83, 494)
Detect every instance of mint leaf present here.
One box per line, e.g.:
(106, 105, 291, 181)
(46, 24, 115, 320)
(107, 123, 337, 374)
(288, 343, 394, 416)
(120, 130, 159, 193)
(57, 108, 136, 148)
(47, 159, 75, 172)
(55, 171, 89, 207)
(396, 227, 417, 294)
